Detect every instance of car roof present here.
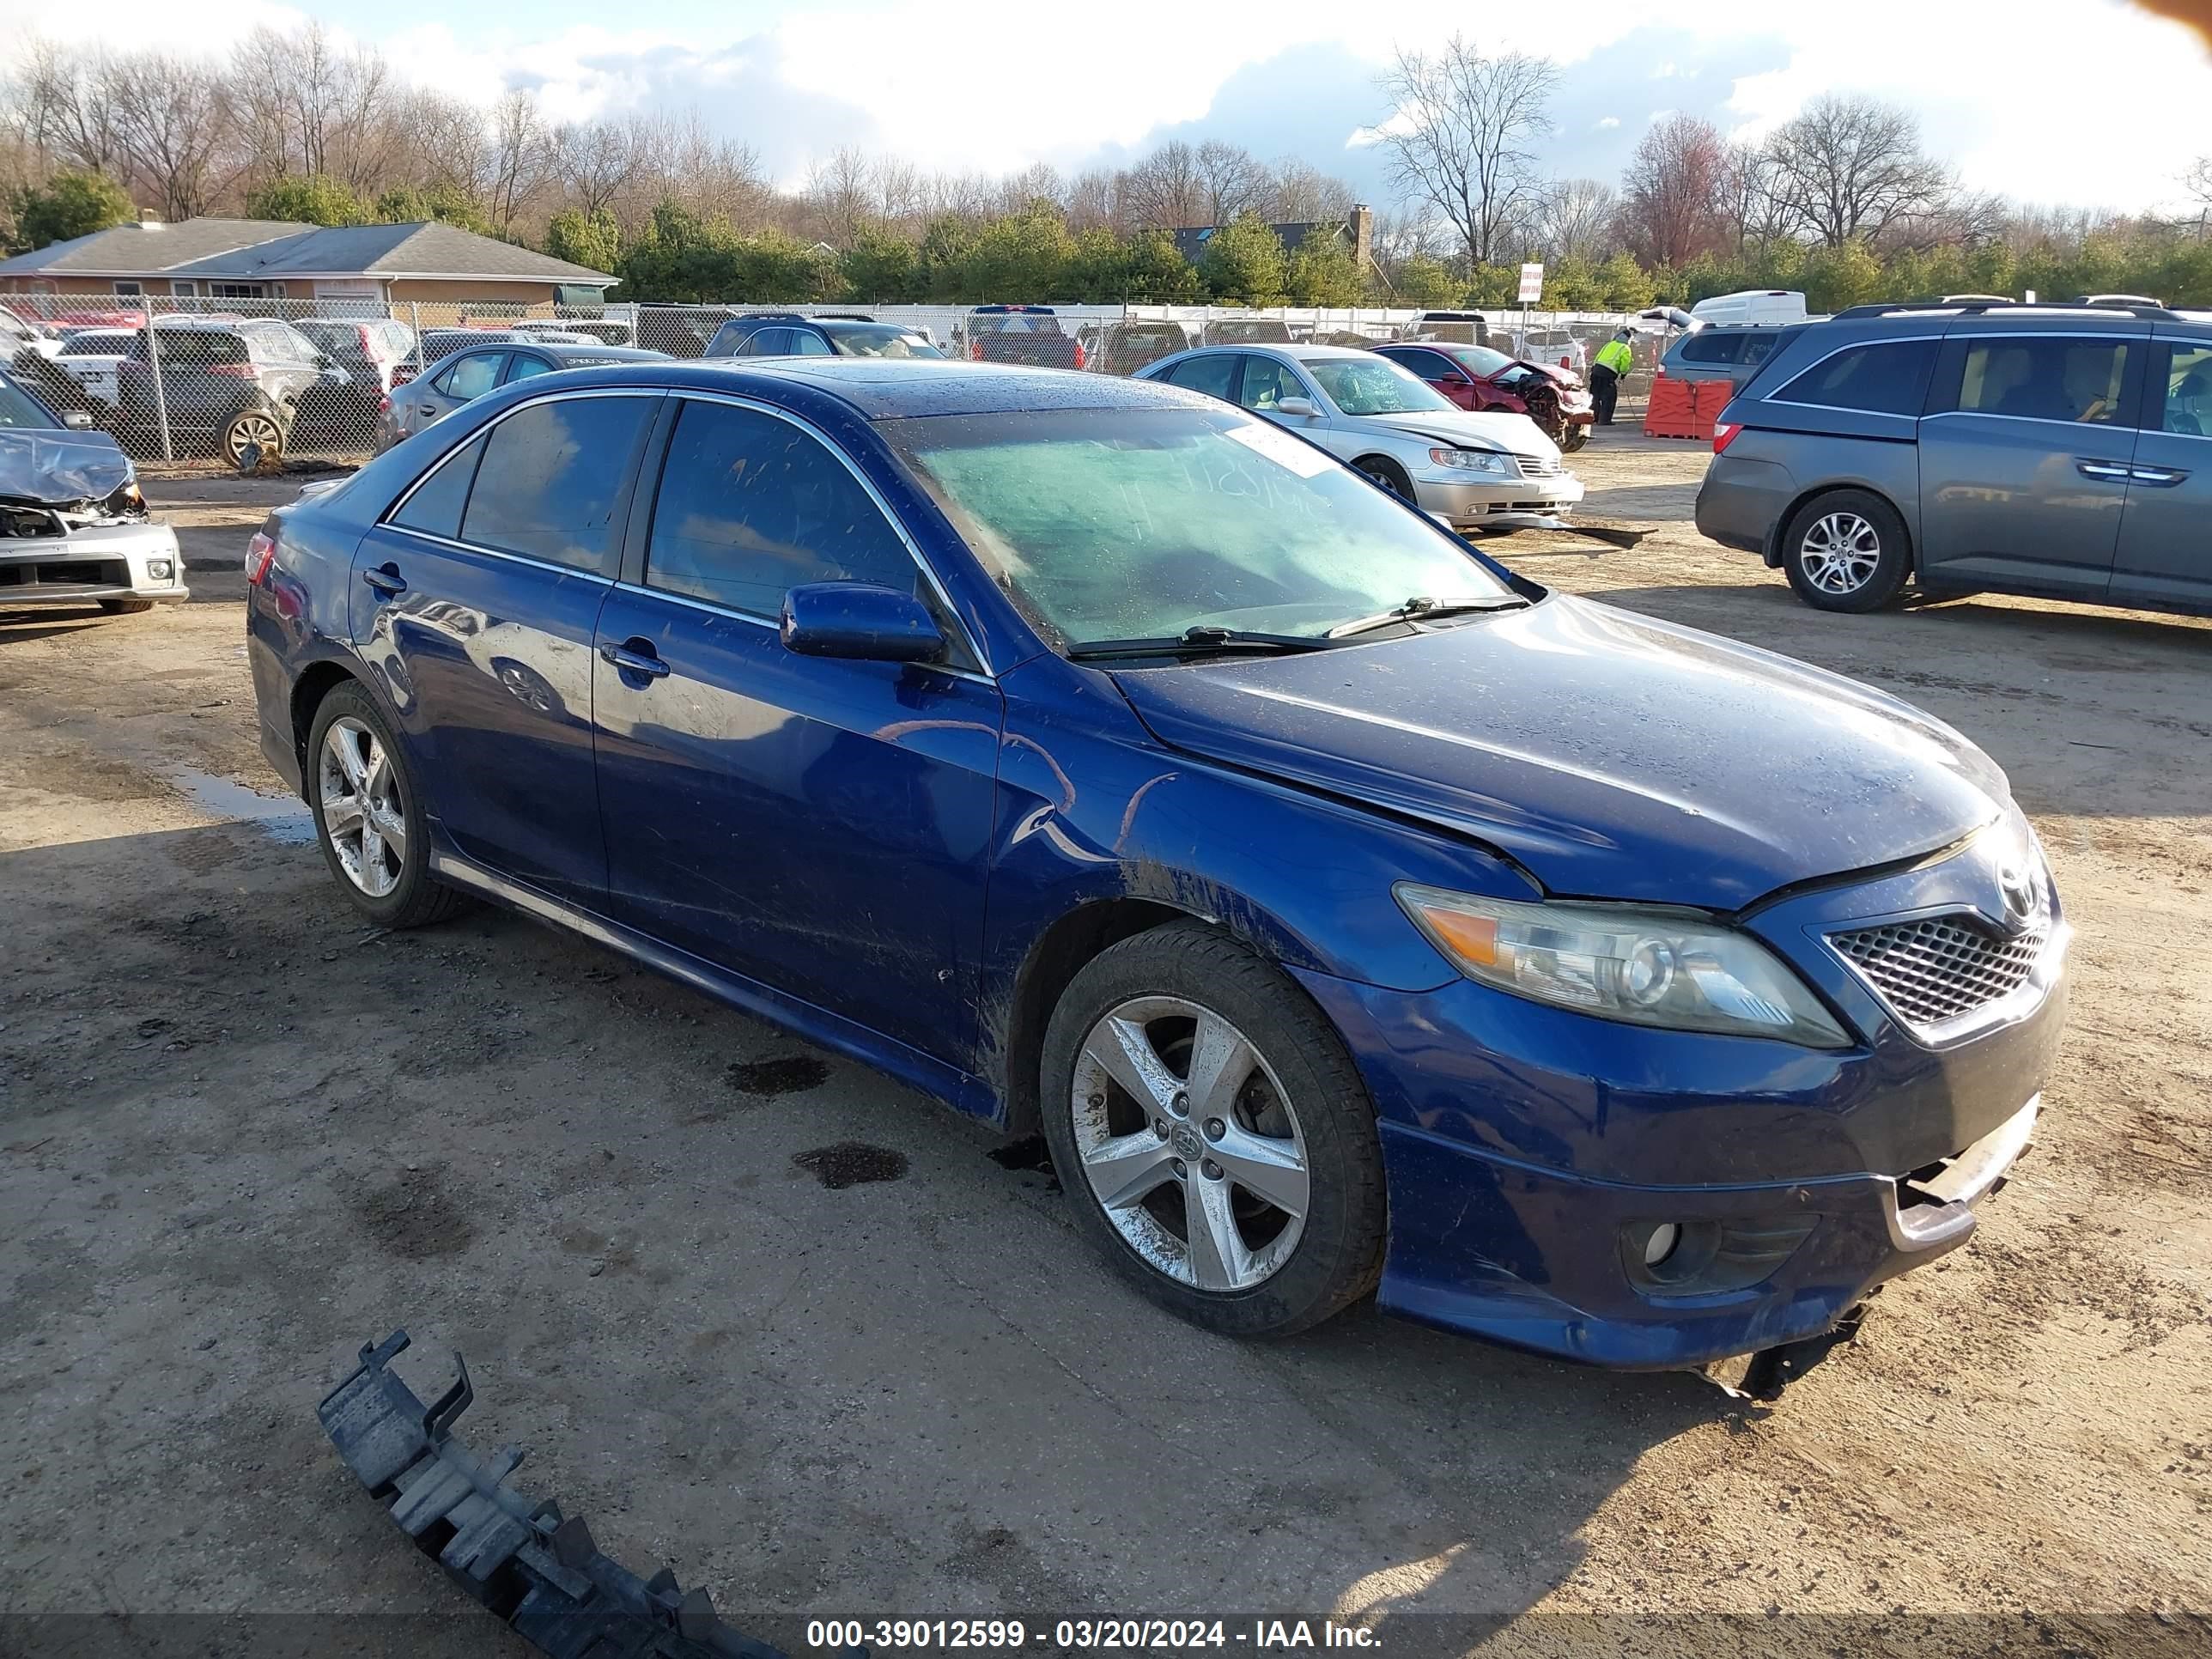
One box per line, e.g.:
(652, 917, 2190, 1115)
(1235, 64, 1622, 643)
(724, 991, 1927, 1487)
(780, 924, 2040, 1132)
(513, 357, 1212, 420)
(530, 343, 665, 361)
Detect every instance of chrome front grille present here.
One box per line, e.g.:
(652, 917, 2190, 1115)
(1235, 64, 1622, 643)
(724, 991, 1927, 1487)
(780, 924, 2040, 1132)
(1830, 915, 2045, 1030)
(1511, 453, 1564, 478)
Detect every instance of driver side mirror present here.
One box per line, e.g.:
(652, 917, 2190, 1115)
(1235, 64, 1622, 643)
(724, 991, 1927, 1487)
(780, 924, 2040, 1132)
(61, 409, 93, 429)
(1274, 397, 1318, 418)
(781, 581, 946, 664)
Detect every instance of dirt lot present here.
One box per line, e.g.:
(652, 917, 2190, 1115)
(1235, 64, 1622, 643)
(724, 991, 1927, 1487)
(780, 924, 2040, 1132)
(1, 439, 2208, 1658)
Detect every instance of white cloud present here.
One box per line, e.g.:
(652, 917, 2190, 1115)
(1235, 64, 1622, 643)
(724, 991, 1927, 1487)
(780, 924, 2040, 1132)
(1596, 116, 1622, 130)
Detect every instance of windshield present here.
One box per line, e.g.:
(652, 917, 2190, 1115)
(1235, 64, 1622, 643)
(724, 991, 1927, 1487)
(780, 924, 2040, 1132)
(1300, 356, 1455, 416)
(1452, 346, 1515, 377)
(0, 378, 58, 428)
(971, 313, 1061, 335)
(824, 323, 943, 358)
(883, 407, 1514, 647)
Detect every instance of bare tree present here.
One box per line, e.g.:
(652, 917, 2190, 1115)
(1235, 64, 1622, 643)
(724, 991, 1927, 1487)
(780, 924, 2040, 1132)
(1121, 141, 1205, 229)
(1763, 93, 1950, 246)
(994, 161, 1064, 215)
(485, 90, 554, 234)
(805, 144, 874, 244)
(1376, 35, 1558, 268)
(1536, 177, 1615, 262)
(1193, 140, 1267, 225)
(872, 156, 926, 224)
(555, 118, 641, 221)
(1616, 114, 1727, 267)
(14, 40, 126, 176)
(1718, 143, 1789, 256)
(102, 52, 237, 221)
(1269, 159, 1354, 226)
(1064, 167, 1125, 233)
(2184, 156, 2211, 237)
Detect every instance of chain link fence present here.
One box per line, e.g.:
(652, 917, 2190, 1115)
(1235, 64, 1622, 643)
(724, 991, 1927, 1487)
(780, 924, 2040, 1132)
(0, 291, 1659, 470)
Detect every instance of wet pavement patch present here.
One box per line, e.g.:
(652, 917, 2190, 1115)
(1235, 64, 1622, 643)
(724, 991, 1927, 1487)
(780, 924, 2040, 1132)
(988, 1133, 1061, 1194)
(725, 1055, 830, 1097)
(793, 1142, 908, 1189)
(350, 1175, 479, 1259)
(173, 769, 315, 845)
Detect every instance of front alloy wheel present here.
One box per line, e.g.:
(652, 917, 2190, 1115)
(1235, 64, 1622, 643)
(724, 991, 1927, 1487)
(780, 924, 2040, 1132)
(1071, 996, 1310, 1292)
(1797, 511, 1882, 597)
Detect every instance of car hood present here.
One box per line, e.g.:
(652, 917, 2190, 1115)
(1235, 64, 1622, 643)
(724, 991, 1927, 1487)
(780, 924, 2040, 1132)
(1109, 594, 2009, 910)
(0, 427, 133, 507)
(1354, 408, 1558, 459)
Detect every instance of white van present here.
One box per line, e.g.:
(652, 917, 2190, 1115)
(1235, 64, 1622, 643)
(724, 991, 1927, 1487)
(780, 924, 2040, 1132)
(1687, 289, 1808, 326)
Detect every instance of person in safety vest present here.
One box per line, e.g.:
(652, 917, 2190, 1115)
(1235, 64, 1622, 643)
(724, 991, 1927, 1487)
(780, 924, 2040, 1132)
(1590, 329, 1634, 426)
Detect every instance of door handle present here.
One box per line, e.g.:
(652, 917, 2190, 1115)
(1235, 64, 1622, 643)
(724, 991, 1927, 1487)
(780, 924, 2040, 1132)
(599, 639, 670, 679)
(362, 564, 407, 597)
(2075, 459, 2131, 481)
(2129, 465, 2188, 486)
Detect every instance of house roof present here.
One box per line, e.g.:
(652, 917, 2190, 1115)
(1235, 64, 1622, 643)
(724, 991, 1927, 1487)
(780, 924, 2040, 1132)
(0, 217, 616, 287)
(1170, 221, 1342, 267)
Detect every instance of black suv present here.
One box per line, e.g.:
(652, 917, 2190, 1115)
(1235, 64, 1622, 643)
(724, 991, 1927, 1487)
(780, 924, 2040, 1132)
(702, 313, 942, 360)
(1696, 301, 2211, 618)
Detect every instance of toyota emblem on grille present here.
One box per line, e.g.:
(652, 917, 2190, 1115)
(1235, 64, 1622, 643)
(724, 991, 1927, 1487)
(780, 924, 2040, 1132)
(1997, 857, 2036, 922)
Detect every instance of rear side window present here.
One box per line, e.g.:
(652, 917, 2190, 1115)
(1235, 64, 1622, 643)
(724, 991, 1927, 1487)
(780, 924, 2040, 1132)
(460, 395, 653, 574)
(2160, 344, 2212, 435)
(704, 322, 750, 356)
(644, 398, 915, 617)
(1956, 338, 2131, 424)
(1774, 340, 1938, 416)
(1163, 355, 1239, 400)
(437, 352, 507, 402)
(503, 355, 556, 385)
(392, 434, 486, 539)
(1678, 331, 1744, 364)
(790, 329, 834, 356)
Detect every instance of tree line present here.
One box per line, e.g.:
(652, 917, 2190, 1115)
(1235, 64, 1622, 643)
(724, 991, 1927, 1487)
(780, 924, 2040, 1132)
(5, 24, 2211, 311)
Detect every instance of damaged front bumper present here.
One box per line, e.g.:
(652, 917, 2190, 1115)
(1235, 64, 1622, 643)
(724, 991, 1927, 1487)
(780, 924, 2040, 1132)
(0, 519, 185, 606)
(320, 1328, 836, 1659)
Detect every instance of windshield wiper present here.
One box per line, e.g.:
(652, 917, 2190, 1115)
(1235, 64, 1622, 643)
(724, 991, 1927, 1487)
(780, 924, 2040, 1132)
(1325, 594, 1529, 640)
(1065, 625, 1340, 662)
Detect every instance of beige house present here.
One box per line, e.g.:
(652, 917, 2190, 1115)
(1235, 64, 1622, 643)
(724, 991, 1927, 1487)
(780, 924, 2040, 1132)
(0, 217, 616, 313)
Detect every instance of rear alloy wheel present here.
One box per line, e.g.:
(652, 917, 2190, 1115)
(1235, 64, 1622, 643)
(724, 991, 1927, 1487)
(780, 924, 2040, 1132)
(1039, 921, 1387, 1336)
(223, 409, 284, 469)
(1782, 489, 1910, 613)
(1356, 457, 1416, 501)
(305, 684, 464, 928)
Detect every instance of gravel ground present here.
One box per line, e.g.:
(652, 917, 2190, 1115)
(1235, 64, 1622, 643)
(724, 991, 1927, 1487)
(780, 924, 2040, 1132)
(1, 435, 2207, 1659)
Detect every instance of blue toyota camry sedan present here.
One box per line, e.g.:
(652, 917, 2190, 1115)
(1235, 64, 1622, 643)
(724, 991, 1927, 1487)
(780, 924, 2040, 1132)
(245, 359, 2067, 1370)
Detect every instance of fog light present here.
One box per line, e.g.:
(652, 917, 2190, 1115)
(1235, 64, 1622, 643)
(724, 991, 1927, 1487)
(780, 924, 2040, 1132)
(147, 559, 173, 580)
(1641, 1222, 1681, 1267)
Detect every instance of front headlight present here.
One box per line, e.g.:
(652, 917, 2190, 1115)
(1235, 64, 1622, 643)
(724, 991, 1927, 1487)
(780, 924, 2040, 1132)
(1428, 446, 1510, 474)
(1395, 884, 1851, 1048)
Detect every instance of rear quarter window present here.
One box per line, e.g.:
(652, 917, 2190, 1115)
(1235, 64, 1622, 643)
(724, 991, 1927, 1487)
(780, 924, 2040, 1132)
(1678, 331, 1745, 365)
(1773, 339, 1939, 416)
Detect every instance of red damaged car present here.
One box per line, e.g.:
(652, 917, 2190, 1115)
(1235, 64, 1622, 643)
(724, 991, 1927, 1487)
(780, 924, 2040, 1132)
(1376, 341, 1594, 453)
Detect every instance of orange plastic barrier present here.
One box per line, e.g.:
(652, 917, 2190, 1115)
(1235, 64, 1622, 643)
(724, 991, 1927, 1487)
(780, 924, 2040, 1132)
(1641, 372, 1705, 439)
(1690, 379, 1736, 428)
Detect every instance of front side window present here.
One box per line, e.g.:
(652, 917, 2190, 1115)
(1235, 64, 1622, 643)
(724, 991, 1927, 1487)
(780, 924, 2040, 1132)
(1776, 340, 1938, 416)
(1300, 356, 1454, 416)
(0, 379, 58, 428)
(1237, 357, 1307, 413)
(1957, 338, 2131, 424)
(2161, 344, 2212, 435)
(819, 324, 939, 358)
(644, 398, 917, 617)
(459, 395, 653, 574)
(437, 352, 507, 402)
(883, 407, 1515, 648)
(789, 329, 835, 357)
(744, 328, 793, 356)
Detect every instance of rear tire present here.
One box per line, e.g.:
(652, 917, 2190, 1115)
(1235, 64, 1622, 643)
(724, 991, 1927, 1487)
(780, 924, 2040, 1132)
(1782, 489, 1911, 613)
(304, 682, 465, 929)
(1355, 456, 1415, 502)
(1039, 921, 1388, 1338)
(98, 598, 155, 615)
(1560, 427, 1589, 453)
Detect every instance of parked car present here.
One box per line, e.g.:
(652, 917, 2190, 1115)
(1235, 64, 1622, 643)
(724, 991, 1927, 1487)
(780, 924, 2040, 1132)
(0, 305, 58, 362)
(374, 340, 667, 451)
(0, 368, 183, 615)
(702, 313, 944, 360)
(1407, 311, 1491, 347)
(1697, 299, 2212, 617)
(416, 327, 595, 365)
(964, 305, 1085, 368)
(293, 318, 419, 420)
(1093, 319, 1192, 376)
(514, 318, 636, 347)
(1661, 322, 1808, 390)
(113, 319, 349, 465)
(1688, 289, 1808, 327)
(1509, 327, 1590, 377)
(248, 356, 2065, 1370)
(1376, 341, 1595, 452)
(1199, 318, 1294, 347)
(1138, 343, 1581, 532)
(49, 326, 138, 410)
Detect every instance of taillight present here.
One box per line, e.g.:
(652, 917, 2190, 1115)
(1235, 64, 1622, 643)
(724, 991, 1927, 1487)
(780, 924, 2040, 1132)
(245, 530, 276, 586)
(376, 392, 391, 414)
(1073, 341, 1087, 369)
(1713, 422, 1744, 454)
(969, 342, 983, 361)
(206, 362, 256, 378)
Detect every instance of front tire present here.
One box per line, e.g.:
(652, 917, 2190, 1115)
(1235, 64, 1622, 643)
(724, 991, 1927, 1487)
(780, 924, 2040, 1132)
(1039, 921, 1387, 1337)
(223, 407, 286, 470)
(1782, 489, 1911, 612)
(1560, 426, 1589, 453)
(1355, 456, 1416, 501)
(99, 598, 155, 615)
(304, 683, 464, 929)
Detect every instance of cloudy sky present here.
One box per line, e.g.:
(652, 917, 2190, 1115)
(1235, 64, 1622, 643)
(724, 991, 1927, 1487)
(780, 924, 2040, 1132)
(5, 0, 2209, 213)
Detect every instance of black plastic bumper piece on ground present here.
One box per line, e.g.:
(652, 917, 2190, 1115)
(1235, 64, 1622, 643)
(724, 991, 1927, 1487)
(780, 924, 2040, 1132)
(319, 1328, 823, 1659)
